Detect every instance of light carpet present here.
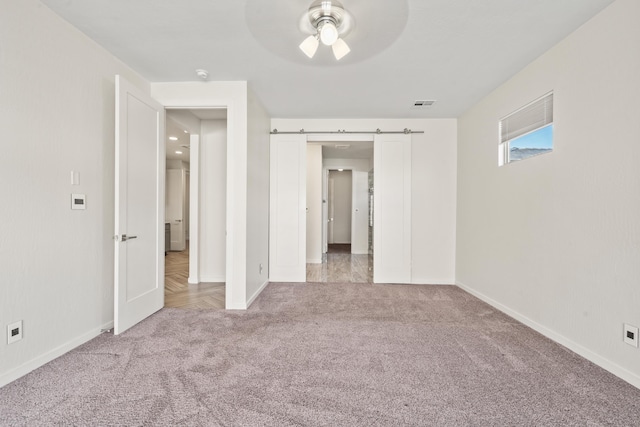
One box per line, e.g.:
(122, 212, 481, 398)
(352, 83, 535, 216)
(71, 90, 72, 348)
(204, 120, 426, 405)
(1, 283, 639, 426)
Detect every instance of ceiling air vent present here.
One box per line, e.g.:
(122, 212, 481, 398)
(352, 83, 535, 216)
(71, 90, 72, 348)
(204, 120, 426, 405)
(335, 144, 350, 149)
(412, 100, 436, 108)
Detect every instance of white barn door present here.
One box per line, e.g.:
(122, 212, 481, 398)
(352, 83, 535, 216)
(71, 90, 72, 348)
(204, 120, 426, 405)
(374, 134, 411, 283)
(269, 134, 307, 282)
(351, 170, 369, 254)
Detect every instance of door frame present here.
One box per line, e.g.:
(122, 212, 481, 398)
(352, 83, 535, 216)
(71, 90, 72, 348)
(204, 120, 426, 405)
(166, 108, 230, 285)
(322, 167, 368, 254)
(160, 105, 232, 306)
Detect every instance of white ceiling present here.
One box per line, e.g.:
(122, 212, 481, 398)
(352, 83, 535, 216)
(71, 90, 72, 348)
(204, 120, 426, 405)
(41, 0, 613, 119)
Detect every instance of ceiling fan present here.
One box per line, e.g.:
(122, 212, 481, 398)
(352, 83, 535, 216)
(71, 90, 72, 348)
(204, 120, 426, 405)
(299, 0, 355, 61)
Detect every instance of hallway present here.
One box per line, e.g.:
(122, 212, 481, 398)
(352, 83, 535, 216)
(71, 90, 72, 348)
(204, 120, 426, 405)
(164, 247, 225, 309)
(306, 244, 373, 283)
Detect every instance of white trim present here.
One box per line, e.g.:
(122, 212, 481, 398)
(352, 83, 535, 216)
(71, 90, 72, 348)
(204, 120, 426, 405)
(411, 279, 456, 285)
(188, 135, 200, 285)
(456, 281, 640, 390)
(199, 275, 226, 283)
(247, 280, 270, 308)
(151, 81, 244, 311)
(0, 321, 113, 388)
(307, 258, 323, 264)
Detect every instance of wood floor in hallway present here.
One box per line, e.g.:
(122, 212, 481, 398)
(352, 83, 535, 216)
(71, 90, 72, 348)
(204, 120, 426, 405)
(307, 244, 373, 283)
(164, 247, 225, 309)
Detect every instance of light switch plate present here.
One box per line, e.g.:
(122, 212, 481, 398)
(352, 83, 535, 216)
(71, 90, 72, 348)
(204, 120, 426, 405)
(71, 193, 86, 210)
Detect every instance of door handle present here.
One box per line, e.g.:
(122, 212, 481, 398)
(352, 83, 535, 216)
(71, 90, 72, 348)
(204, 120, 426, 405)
(121, 234, 137, 242)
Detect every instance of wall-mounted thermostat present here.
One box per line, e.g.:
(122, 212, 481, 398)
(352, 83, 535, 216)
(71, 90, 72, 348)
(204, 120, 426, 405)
(71, 193, 86, 210)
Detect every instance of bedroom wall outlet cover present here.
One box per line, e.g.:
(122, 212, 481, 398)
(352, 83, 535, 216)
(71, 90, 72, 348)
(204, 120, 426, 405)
(623, 323, 638, 347)
(7, 320, 23, 344)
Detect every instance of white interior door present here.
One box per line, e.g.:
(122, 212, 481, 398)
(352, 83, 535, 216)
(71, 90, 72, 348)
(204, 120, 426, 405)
(114, 75, 165, 335)
(374, 134, 411, 283)
(328, 178, 335, 244)
(351, 170, 369, 254)
(166, 168, 185, 251)
(322, 168, 328, 254)
(269, 134, 306, 282)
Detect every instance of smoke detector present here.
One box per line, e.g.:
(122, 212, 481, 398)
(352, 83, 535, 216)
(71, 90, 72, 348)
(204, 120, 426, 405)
(195, 69, 209, 80)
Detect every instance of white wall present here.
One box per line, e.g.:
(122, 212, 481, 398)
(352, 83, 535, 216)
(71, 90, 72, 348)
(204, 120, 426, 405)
(456, 0, 640, 388)
(306, 144, 323, 263)
(272, 119, 458, 284)
(329, 170, 352, 244)
(0, 0, 150, 386)
(151, 81, 249, 309)
(166, 160, 189, 248)
(199, 120, 226, 282)
(245, 89, 270, 305)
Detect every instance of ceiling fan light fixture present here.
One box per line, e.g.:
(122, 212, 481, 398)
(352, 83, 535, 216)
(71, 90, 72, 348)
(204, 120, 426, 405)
(331, 37, 350, 60)
(299, 0, 354, 60)
(319, 20, 338, 46)
(299, 34, 319, 58)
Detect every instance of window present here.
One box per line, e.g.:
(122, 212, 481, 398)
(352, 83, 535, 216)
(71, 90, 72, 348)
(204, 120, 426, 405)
(499, 92, 553, 165)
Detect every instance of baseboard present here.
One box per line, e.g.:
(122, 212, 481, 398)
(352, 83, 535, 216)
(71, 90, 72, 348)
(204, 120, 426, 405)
(456, 281, 640, 390)
(187, 276, 199, 284)
(306, 258, 322, 264)
(247, 280, 270, 308)
(411, 279, 456, 285)
(199, 275, 225, 283)
(0, 320, 113, 388)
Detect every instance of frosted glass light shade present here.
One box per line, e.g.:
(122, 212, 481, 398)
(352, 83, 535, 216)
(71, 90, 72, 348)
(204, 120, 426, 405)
(299, 35, 319, 58)
(320, 21, 338, 45)
(332, 38, 350, 60)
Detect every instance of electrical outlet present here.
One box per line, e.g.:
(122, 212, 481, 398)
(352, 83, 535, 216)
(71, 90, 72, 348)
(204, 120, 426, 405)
(7, 320, 23, 345)
(259, 263, 263, 275)
(623, 324, 638, 348)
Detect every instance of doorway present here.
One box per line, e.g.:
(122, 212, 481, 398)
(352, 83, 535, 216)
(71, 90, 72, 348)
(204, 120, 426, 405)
(328, 169, 352, 252)
(306, 141, 374, 283)
(164, 108, 227, 309)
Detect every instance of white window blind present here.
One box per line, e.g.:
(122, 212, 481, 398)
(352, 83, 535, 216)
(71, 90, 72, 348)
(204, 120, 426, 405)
(500, 92, 553, 143)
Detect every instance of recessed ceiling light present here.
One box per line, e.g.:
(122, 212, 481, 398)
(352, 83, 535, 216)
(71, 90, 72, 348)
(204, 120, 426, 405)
(183, 130, 188, 133)
(338, 168, 344, 171)
(175, 151, 182, 154)
(169, 136, 178, 141)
